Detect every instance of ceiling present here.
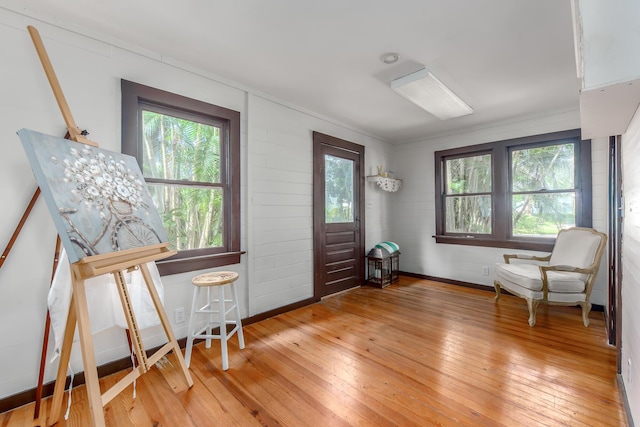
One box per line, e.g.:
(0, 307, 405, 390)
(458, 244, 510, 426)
(6, 0, 580, 143)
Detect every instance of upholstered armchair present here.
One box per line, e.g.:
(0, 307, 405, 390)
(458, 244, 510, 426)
(493, 227, 607, 327)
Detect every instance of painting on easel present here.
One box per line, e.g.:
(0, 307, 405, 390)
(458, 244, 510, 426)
(17, 128, 169, 264)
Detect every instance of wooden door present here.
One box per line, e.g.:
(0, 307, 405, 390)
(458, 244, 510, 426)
(313, 132, 365, 299)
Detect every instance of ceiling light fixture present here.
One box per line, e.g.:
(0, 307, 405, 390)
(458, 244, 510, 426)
(390, 68, 473, 120)
(380, 52, 399, 64)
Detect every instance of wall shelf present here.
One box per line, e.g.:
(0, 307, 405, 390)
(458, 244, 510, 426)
(367, 175, 402, 192)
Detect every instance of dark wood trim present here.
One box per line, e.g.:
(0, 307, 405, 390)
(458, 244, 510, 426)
(434, 129, 590, 252)
(433, 235, 554, 252)
(242, 297, 317, 325)
(156, 251, 246, 276)
(0, 296, 317, 414)
(607, 135, 624, 363)
(399, 271, 605, 312)
(400, 271, 491, 292)
(121, 79, 241, 275)
(312, 131, 366, 300)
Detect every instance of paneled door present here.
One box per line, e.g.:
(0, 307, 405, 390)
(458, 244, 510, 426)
(313, 132, 365, 299)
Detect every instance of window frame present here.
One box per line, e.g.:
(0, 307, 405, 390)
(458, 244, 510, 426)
(121, 79, 241, 275)
(434, 129, 591, 252)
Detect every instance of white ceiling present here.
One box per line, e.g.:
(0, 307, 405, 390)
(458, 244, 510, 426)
(6, 0, 580, 143)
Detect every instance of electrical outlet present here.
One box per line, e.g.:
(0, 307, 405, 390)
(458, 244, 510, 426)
(482, 266, 489, 276)
(174, 307, 185, 324)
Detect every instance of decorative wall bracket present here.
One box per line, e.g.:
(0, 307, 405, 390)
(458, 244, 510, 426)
(367, 175, 402, 192)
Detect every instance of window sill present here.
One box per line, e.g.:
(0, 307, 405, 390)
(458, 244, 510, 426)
(433, 235, 554, 252)
(156, 251, 245, 276)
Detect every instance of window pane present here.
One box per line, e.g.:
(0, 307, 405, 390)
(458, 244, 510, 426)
(512, 193, 575, 237)
(325, 154, 354, 223)
(147, 183, 223, 250)
(141, 110, 221, 183)
(446, 154, 491, 194)
(445, 195, 492, 233)
(512, 144, 574, 192)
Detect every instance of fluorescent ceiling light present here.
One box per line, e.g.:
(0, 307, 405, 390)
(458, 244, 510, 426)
(391, 68, 473, 120)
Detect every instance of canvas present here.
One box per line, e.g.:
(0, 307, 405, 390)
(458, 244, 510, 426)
(17, 129, 169, 264)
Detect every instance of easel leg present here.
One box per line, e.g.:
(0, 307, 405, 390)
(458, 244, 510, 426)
(139, 263, 193, 387)
(72, 276, 106, 427)
(48, 294, 77, 426)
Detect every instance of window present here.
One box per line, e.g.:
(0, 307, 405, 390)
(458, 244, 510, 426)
(435, 129, 591, 252)
(324, 154, 355, 223)
(121, 80, 241, 275)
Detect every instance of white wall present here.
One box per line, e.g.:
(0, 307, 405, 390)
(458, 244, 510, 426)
(0, 10, 392, 400)
(621, 106, 640, 424)
(577, 0, 640, 89)
(247, 95, 393, 315)
(390, 110, 610, 305)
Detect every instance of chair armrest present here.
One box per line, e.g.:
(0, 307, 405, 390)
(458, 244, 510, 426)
(503, 253, 551, 264)
(538, 263, 598, 299)
(540, 264, 596, 274)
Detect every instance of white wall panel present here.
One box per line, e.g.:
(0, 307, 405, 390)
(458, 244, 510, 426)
(247, 95, 391, 315)
(621, 106, 640, 424)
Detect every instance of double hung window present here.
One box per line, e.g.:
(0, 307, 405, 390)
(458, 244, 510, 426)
(435, 129, 591, 251)
(121, 80, 241, 274)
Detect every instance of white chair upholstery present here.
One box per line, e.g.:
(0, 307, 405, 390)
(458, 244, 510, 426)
(494, 227, 607, 327)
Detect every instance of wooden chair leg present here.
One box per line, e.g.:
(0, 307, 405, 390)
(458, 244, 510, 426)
(493, 281, 501, 302)
(579, 301, 592, 327)
(526, 298, 539, 327)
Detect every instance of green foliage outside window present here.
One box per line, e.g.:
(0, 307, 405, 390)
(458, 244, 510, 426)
(325, 154, 354, 223)
(511, 144, 575, 236)
(445, 154, 492, 234)
(142, 110, 223, 250)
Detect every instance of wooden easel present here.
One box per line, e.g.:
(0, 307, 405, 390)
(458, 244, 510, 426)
(49, 246, 193, 427)
(25, 26, 193, 427)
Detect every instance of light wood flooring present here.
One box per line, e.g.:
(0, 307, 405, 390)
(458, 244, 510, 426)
(0, 276, 628, 426)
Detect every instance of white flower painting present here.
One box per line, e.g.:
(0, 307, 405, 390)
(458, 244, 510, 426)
(18, 129, 168, 263)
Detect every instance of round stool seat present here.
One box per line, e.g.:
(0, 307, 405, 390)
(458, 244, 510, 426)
(192, 271, 238, 287)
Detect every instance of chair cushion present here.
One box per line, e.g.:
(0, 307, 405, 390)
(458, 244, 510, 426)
(494, 263, 586, 293)
(549, 229, 602, 273)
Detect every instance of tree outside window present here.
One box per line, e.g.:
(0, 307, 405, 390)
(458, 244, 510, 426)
(511, 143, 576, 237)
(435, 130, 591, 251)
(122, 80, 240, 275)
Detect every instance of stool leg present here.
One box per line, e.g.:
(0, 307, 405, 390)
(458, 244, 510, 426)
(231, 282, 245, 349)
(205, 286, 212, 349)
(218, 285, 229, 370)
(184, 286, 200, 368)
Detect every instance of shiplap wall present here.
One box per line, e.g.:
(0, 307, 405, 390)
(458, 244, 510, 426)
(247, 94, 393, 315)
(389, 111, 610, 305)
(0, 10, 392, 400)
(621, 107, 640, 423)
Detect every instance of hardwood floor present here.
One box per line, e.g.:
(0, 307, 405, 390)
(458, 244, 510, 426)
(1, 276, 628, 426)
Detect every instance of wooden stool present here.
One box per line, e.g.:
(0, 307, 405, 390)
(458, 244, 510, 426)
(185, 271, 245, 370)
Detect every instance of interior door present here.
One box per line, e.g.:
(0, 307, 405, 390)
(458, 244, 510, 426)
(313, 132, 365, 299)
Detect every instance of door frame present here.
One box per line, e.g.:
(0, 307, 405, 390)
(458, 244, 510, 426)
(312, 131, 366, 300)
(607, 135, 623, 364)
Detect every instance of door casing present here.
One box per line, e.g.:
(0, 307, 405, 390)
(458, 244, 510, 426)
(312, 131, 365, 300)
